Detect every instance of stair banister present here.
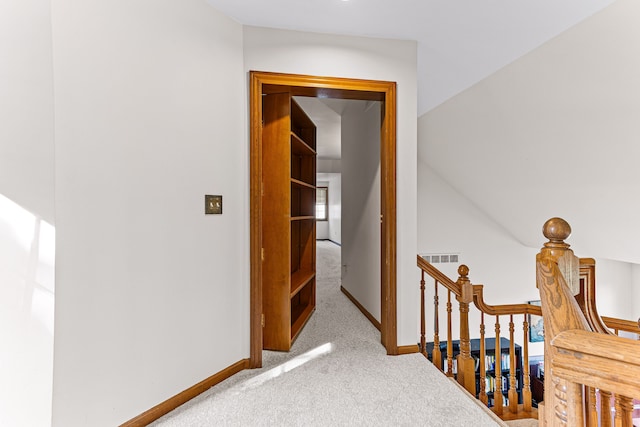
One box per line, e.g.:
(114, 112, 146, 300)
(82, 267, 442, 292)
(536, 217, 640, 427)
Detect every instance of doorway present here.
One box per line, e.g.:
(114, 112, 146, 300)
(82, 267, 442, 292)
(249, 71, 397, 367)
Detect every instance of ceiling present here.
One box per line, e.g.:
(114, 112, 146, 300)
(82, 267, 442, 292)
(206, 0, 614, 115)
(294, 97, 376, 160)
(208, 1, 639, 265)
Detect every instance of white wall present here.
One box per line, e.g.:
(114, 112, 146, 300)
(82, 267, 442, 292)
(0, 1, 55, 425)
(317, 159, 342, 174)
(418, 161, 639, 356)
(327, 174, 342, 245)
(590, 259, 633, 320)
(51, 2, 247, 425)
(243, 26, 418, 345)
(417, 0, 640, 352)
(418, 162, 544, 354)
(633, 265, 640, 322)
(418, 0, 640, 265)
(342, 102, 381, 321)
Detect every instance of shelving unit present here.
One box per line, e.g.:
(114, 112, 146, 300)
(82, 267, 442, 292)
(426, 338, 523, 408)
(262, 93, 317, 351)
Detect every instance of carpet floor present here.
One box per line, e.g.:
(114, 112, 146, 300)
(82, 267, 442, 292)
(152, 241, 504, 426)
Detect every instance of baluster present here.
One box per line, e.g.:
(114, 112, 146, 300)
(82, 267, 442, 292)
(446, 290, 453, 377)
(456, 265, 475, 396)
(614, 395, 634, 427)
(433, 280, 442, 370)
(614, 394, 621, 427)
(586, 387, 597, 427)
(552, 376, 569, 426)
(494, 315, 503, 415)
(553, 378, 584, 426)
(522, 315, 532, 413)
(508, 315, 518, 414)
(601, 390, 613, 427)
(420, 271, 426, 357)
(621, 395, 633, 427)
(479, 312, 488, 406)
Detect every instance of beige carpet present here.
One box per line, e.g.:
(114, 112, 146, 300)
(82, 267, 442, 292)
(153, 241, 503, 426)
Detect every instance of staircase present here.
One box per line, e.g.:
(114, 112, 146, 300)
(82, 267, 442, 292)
(417, 217, 640, 426)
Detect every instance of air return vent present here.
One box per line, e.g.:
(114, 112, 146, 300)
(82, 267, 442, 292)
(420, 253, 460, 264)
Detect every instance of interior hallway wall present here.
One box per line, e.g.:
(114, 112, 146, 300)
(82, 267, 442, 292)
(632, 265, 640, 323)
(418, 161, 637, 355)
(0, 0, 55, 425)
(243, 26, 418, 345)
(341, 102, 381, 321)
(418, 0, 640, 264)
(327, 173, 342, 245)
(417, 162, 545, 355)
(51, 1, 247, 425)
(417, 0, 640, 339)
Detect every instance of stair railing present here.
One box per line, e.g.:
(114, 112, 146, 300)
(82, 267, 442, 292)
(417, 257, 541, 420)
(417, 217, 640, 423)
(536, 217, 640, 427)
(577, 258, 640, 338)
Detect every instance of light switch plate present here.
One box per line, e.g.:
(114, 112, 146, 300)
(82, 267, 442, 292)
(205, 195, 222, 214)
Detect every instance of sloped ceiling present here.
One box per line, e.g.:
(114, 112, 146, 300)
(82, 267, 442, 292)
(420, 0, 640, 264)
(207, 0, 614, 114)
(206, 0, 638, 263)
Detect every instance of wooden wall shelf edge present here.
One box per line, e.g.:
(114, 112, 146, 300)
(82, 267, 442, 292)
(291, 178, 315, 189)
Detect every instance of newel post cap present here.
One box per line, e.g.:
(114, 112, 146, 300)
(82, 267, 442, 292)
(542, 217, 572, 248)
(458, 264, 470, 278)
(457, 265, 473, 303)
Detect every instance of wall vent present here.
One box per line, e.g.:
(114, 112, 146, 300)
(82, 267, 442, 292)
(421, 253, 460, 264)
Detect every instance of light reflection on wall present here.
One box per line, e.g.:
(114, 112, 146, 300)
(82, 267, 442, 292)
(0, 193, 55, 426)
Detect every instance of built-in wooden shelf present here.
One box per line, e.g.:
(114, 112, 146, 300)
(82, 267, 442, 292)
(291, 132, 316, 156)
(262, 93, 316, 352)
(291, 216, 315, 221)
(291, 299, 315, 341)
(291, 178, 315, 190)
(290, 269, 315, 297)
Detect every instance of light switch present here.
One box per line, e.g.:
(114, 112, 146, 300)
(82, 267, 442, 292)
(205, 195, 222, 214)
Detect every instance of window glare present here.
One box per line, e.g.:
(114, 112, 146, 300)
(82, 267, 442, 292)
(316, 187, 328, 221)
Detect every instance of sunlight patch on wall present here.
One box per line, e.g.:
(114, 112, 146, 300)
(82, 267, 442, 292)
(0, 193, 55, 426)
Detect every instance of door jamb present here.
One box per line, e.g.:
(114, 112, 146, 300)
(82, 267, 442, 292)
(249, 71, 398, 367)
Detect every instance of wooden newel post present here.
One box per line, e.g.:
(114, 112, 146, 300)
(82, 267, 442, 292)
(456, 264, 476, 397)
(536, 218, 590, 427)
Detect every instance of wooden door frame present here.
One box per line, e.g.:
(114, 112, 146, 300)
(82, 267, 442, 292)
(250, 71, 398, 367)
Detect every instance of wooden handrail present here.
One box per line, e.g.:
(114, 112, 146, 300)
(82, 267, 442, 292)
(417, 217, 640, 425)
(472, 286, 542, 316)
(577, 257, 640, 337)
(417, 255, 460, 295)
(552, 329, 640, 394)
(418, 255, 543, 316)
(602, 316, 640, 335)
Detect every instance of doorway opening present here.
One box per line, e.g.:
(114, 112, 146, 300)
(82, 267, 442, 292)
(249, 71, 397, 368)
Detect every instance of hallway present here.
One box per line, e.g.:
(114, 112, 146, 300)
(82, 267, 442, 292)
(153, 241, 502, 426)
